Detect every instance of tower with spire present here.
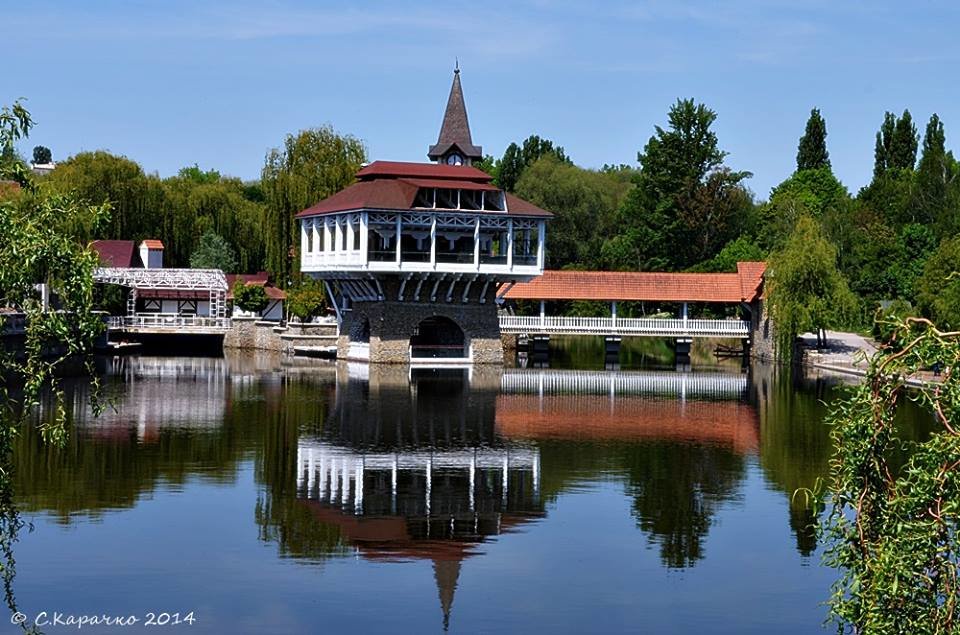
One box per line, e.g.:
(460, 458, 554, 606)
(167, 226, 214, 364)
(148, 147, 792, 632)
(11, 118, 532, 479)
(427, 65, 483, 166)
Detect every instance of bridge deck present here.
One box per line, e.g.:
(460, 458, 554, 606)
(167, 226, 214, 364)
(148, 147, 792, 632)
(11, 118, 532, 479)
(499, 315, 750, 338)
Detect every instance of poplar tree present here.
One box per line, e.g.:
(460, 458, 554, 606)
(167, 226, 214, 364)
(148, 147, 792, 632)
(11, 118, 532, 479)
(890, 109, 918, 170)
(796, 108, 830, 171)
(913, 113, 952, 226)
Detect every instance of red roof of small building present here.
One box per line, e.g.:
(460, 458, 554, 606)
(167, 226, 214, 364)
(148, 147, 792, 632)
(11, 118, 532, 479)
(504, 262, 767, 303)
(297, 161, 550, 218)
(140, 239, 164, 250)
(90, 240, 140, 267)
(226, 272, 286, 300)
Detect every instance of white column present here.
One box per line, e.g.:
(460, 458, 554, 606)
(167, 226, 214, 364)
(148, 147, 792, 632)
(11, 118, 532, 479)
(502, 455, 509, 504)
(296, 447, 304, 490)
(469, 452, 476, 512)
(318, 453, 328, 501)
(682, 302, 688, 330)
(537, 221, 546, 269)
(346, 219, 355, 257)
(612, 301, 618, 327)
(330, 458, 339, 501)
(395, 215, 402, 265)
(360, 212, 369, 266)
(354, 459, 364, 513)
(429, 216, 437, 268)
(334, 220, 343, 263)
(540, 300, 546, 330)
(391, 456, 398, 514)
(533, 452, 540, 500)
(473, 217, 480, 270)
(300, 220, 309, 262)
(311, 220, 320, 263)
(507, 219, 514, 269)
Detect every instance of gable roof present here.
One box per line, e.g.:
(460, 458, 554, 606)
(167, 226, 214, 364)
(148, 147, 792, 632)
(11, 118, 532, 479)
(226, 272, 286, 300)
(503, 262, 767, 303)
(427, 69, 482, 161)
(90, 240, 140, 267)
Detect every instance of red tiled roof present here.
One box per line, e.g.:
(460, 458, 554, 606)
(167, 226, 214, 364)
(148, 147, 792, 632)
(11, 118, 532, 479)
(504, 262, 766, 303)
(296, 168, 551, 218)
(226, 272, 286, 300)
(140, 239, 164, 250)
(357, 160, 491, 182)
(90, 240, 139, 267)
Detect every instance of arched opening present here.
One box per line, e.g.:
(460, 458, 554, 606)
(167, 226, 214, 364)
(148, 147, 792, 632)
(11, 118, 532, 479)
(410, 316, 466, 359)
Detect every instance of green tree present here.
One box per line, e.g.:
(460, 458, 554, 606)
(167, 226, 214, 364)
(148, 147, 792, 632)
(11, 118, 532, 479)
(915, 236, 960, 329)
(178, 164, 221, 184)
(758, 167, 851, 253)
(688, 235, 765, 273)
(262, 126, 366, 286)
(189, 230, 238, 272)
(494, 135, 570, 192)
(796, 108, 830, 171)
(513, 155, 634, 268)
(913, 113, 957, 228)
(766, 215, 857, 355)
(232, 281, 269, 313)
(819, 318, 960, 632)
(31, 145, 51, 165)
(606, 98, 752, 271)
(874, 110, 918, 177)
(286, 277, 327, 321)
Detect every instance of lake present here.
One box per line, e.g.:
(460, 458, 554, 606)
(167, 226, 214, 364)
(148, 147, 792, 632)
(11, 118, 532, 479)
(7, 341, 933, 634)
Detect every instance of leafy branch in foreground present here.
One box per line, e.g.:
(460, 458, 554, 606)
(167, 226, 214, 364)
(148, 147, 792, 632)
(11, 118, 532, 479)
(1, 100, 109, 632)
(821, 316, 960, 633)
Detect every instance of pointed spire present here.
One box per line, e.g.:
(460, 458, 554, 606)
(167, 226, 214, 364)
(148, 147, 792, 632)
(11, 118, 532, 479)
(428, 66, 483, 164)
(432, 558, 462, 631)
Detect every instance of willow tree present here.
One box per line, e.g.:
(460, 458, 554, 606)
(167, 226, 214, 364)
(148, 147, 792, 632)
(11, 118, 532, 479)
(0, 101, 108, 622)
(766, 215, 857, 356)
(820, 317, 960, 632)
(261, 127, 366, 286)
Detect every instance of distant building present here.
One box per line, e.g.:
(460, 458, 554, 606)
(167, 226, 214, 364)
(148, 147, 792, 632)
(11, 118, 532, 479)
(226, 272, 286, 321)
(30, 162, 56, 176)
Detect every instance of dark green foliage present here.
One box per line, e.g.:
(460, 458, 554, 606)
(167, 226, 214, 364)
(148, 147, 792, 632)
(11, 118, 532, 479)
(513, 155, 634, 269)
(286, 277, 327, 321)
(820, 318, 960, 632)
(493, 135, 570, 192)
(261, 126, 366, 287)
(916, 236, 960, 330)
(874, 110, 918, 177)
(688, 235, 765, 273)
(189, 230, 238, 272)
(758, 167, 851, 253)
(31, 145, 51, 165)
(232, 281, 269, 313)
(604, 98, 752, 271)
(870, 298, 913, 344)
(913, 114, 956, 227)
(796, 108, 830, 171)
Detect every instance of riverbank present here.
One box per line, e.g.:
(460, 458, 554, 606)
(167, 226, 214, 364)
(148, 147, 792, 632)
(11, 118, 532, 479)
(800, 330, 941, 387)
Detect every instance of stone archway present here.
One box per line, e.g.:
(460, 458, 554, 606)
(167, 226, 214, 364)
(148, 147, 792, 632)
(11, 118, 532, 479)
(410, 316, 467, 359)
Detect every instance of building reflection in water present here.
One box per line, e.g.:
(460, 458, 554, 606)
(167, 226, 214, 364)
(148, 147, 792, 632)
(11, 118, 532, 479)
(294, 364, 543, 629)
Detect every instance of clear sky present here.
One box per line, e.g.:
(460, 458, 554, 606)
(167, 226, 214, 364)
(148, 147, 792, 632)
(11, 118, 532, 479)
(5, 1, 960, 197)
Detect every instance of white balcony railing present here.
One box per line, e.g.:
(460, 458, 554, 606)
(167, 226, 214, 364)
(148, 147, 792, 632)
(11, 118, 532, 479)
(499, 315, 750, 338)
(107, 314, 232, 331)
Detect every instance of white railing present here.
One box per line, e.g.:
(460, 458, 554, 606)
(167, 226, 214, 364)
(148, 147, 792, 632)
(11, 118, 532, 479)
(499, 315, 750, 337)
(501, 369, 749, 399)
(107, 314, 232, 331)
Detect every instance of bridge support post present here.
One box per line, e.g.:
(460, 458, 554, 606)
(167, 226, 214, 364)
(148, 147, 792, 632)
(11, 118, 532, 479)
(675, 337, 692, 372)
(531, 335, 550, 368)
(604, 335, 621, 370)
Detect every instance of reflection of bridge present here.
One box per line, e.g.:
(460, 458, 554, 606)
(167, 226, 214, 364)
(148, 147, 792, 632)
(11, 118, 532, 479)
(501, 369, 749, 400)
(296, 440, 540, 514)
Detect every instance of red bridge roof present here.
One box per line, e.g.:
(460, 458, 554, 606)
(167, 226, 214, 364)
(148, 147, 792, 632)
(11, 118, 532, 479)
(504, 262, 766, 304)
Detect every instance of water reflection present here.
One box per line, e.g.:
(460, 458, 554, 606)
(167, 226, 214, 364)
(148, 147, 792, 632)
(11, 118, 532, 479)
(14, 352, 934, 633)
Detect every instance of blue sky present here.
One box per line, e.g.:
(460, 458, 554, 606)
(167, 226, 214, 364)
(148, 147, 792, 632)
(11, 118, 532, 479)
(5, 1, 960, 196)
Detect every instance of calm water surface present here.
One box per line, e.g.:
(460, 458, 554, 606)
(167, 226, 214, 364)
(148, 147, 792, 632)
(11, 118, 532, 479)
(8, 340, 933, 634)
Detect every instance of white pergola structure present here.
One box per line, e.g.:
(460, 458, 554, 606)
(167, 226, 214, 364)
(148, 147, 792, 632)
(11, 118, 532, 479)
(94, 267, 231, 332)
